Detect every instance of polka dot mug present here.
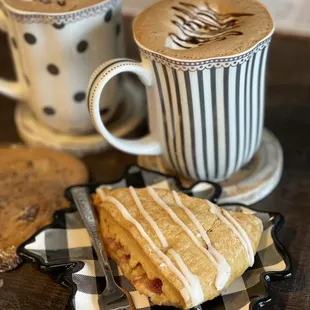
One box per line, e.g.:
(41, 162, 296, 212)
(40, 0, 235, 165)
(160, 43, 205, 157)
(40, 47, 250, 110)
(0, 0, 123, 134)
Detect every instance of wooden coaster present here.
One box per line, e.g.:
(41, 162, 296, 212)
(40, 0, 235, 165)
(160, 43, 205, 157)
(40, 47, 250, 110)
(138, 129, 283, 205)
(0, 146, 89, 271)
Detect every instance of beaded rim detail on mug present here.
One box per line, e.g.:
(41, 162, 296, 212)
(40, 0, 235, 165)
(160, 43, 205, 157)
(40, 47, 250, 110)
(87, 59, 140, 123)
(139, 36, 272, 71)
(3, 0, 120, 25)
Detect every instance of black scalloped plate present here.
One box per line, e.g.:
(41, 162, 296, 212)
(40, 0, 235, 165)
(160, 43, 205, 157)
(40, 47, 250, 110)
(17, 165, 292, 310)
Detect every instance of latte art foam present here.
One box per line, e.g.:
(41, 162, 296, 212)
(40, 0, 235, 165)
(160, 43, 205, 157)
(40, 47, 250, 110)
(134, 0, 274, 60)
(166, 2, 253, 50)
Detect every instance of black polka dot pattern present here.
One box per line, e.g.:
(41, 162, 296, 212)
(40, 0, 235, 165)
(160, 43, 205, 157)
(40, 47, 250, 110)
(116, 24, 121, 36)
(104, 9, 113, 22)
(74, 92, 86, 103)
(52, 23, 65, 29)
(47, 64, 60, 75)
(43, 107, 56, 116)
(11, 37, 17, 49)
(24, 33, 36, 45)
(77, 40, 88, 53)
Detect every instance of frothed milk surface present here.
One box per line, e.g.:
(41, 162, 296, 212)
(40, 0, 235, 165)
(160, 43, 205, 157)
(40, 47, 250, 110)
(134, 0, 274, 60)
(4, 0, 105, 13)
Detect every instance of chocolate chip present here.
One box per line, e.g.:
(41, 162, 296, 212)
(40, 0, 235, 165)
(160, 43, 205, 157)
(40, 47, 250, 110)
(27, 160, 34, 168)
(17, 204, 40, 222)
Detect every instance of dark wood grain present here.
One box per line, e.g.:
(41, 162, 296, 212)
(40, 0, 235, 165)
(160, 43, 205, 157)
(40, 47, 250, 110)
(0, 26, 310, 309)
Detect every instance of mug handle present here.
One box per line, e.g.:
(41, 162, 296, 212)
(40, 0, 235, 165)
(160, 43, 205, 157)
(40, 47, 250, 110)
(87, 58, 162, 155)
(0, 9, 25, 100)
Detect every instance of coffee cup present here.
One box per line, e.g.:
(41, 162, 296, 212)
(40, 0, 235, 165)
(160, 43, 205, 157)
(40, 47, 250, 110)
(0, 0, 123, 134)
(87, 0, 274, 181)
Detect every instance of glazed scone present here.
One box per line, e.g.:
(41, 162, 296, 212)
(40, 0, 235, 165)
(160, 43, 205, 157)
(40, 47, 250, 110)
(94, 187, 262, 309)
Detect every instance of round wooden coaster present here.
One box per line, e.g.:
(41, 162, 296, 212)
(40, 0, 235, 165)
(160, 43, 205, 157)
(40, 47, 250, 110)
(138, 129, 283, 205)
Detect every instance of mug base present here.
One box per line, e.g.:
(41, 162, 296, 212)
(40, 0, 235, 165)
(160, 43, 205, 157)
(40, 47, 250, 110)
(138, 128, 283, 205)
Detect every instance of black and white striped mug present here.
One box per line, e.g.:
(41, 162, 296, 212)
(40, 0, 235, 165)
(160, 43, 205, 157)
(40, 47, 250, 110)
(87, 1, 274, 182)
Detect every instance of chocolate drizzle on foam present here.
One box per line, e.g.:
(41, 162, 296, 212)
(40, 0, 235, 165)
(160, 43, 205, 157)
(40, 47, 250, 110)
(166, 2, 253, 50)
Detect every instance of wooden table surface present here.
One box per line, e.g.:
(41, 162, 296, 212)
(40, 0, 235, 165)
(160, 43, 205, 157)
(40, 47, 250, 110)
(0, 31, 310, 310)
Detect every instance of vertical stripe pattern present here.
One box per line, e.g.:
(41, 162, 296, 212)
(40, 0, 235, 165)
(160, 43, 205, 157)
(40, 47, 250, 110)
(150, 45, 270, 181)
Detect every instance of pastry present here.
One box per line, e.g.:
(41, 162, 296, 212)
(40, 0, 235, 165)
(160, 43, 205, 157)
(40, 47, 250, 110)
(94, 187, 263, 309)
(0, 147, 89, 272)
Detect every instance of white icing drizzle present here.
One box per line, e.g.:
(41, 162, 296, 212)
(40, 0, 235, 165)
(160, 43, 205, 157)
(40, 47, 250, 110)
(172, 191, 231, 290)
(147, 188, 222, 296)
(168, 249, 204, 305)
(129, 187, 169, 249)
(147, 187, 217, 264)
(222, 209, 255, 266)
(96, 188, 191, 304)
(209, 203, 254, 266)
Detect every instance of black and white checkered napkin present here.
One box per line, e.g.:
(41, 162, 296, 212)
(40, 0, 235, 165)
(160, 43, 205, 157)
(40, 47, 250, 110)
(19, 166, 291, 310)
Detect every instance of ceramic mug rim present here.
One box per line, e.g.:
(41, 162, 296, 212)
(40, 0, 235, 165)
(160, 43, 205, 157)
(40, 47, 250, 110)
(134, 27, 274, 66)
(133, 0, 275, 66)
(1, 0, 117, 17)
